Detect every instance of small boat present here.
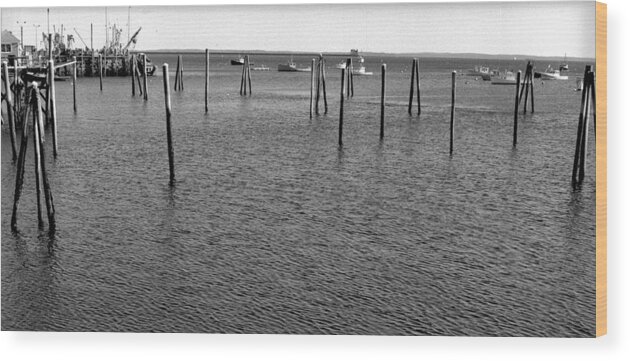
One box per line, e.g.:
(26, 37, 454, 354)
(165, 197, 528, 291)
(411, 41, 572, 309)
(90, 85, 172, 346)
(136, 54, 157, 76)
(252, 64, 270, 71)
(466, 65, 491, 77)
(231, 57, 244, 66)
(559, 53, 569, 71)
(536, 65, 568, 80)
(491, 70, 518, 85)
(277, 58, 311, 72)
(352, 65, 373, 76)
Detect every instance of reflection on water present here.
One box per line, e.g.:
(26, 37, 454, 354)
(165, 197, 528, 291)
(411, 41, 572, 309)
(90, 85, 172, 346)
(2, 55, 595, 336)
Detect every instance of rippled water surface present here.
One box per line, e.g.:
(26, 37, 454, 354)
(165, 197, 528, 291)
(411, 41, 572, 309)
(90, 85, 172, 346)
(2, 55, 595, 336)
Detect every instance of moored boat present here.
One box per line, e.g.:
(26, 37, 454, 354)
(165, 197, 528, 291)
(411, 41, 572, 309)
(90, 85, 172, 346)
(277, 58, 311, 72)
(536, 65, 568, 80)
(230, 57, 244, 65)
(491, 70, 518, 85)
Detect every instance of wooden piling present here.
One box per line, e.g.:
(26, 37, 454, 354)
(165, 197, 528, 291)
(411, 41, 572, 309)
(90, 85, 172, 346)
(131, 54, 136, 96)
(246, 55, 252, 95)
(513, 71, 521, 147)
(31, 89, 43, 227)
(380, 64, 386, 139)
(162, 64, 175, 186)
(240, 59, 246, 96)
(571, 66, 592, 188)
(10, 92, 31, 231)
(34, 84, 56, 230)
(315, 56, 322, 115)
(49, 59, 58, 158)
(205, 49, 209, 113)
(578, 75, 592, 184)
(142, 54, 148, 101)
(346, 58, 351, 99)
(415, 58, 421, 115)
(349, 58, 354, 98)
(450, 71, 456, 155)
(339, 68, 345, 147)
(72, 56, 77, 112)
(179, 56, 184, 91)
(174, 56, 180, 91)
(310, 58, 315, 119)
(2, 61, 18, 161)
(321, 57, 328, 114)
(408, 59, 416, 115)
(99, 54, 103, 91)
(529, 69, 535, 113)
(522, 69, 530, 114)
(135, 59, 143, 95)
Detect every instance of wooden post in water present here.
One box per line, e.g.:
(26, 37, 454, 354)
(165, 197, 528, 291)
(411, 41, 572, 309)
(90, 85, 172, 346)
(321, 57, 328, 114)
(513, 71, 521, 147)
(239, 59, 246, 96)
(174, 56, 180, 91)
(31, 89, 44, 227)
(529, 65, 535, 113)
(135, 59, 143, 95)
(346, 58, 351, 99)
(48, 58, 58, 158)
(205, 49, 209, 113)
(309, 58, 315, 119)
(142, 54, 148, 101)
(131, 54, 136, 96)
(179, 56, 184, 91)
(578, 70, 595, 184)
(10, 89, 31, 231)
(315, 55, 322, 115)
(34, 84, 55, 230)
(408, 59, 416, 115)
(380, 64, 386, 139)
(450, 71, 456, 155)
(339, 68, 345, 147)
(572, 65, 592, 188)
(246, 55, 252, 95)
(72, 56, 77, 112)
(99, 54, 103, 91)
(2, 62, 17, 161)
(415, 58, 421, 115)
(162, 64, 175, 186)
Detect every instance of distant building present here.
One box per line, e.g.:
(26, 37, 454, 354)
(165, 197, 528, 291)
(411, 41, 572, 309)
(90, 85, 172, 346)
(2, 30, 21, 59)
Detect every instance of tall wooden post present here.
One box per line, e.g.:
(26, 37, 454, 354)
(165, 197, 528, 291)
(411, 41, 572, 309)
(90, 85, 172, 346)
(321, 57, 328, 114)
(72, 56, 77, 112)
(246, 55, 252, 95)
(142, 54, 148, 101)
(346, 58, 351, 99)
(162, 64, 175, 186)
(310, 58, 315, 119)
(315, 55, 322, 115)
(380, 64, 386, 139)
(205, 49, 209, 113)
(179, 56, 184, 91)
(408, 59, 416, 115)
(513, 71, 521, 147)
(10, 90, 31, 231)
(34, 84, 55, 230)
(174, 56, 180, 91)
(578, 71, 594, 184)
(48, 58, 58, 158)
(32, 90, 44, 227)
(572, 66, 591, 188)
(450, 71, 456, 155)
(99, 54, 103, 91)
(415, 58, 421, 115)
(131, 54, 136, 96)
(2, 62, 17, 161)
(240, 59, 246, 96)
(339, 68, 345, 147)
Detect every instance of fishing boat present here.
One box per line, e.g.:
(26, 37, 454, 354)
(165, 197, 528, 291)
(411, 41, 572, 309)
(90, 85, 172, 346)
(230, 57, 244, 65)
(491, 70, 518, 85)
(277, 57, 311, 72)
(352, 65, 373, 76)
(536, 65, 568, 80)
(466, 65, 491, 77)
(559, 53, 569, 71)
(252, 64, 270, 71)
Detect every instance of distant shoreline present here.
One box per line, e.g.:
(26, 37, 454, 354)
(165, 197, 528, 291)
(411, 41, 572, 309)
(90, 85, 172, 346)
(139, 49, 594, 62)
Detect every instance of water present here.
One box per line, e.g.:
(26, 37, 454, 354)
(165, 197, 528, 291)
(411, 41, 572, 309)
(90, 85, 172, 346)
(1, 55, 595, 336)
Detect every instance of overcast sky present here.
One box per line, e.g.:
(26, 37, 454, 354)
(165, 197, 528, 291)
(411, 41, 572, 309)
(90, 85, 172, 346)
(1, 1, 595, 58)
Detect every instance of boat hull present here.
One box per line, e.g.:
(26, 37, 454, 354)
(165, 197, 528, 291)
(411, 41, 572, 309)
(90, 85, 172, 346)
(277, 64, 311, 72)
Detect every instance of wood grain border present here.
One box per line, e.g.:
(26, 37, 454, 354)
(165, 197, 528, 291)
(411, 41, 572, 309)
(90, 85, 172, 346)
(595, 1, 607, 338)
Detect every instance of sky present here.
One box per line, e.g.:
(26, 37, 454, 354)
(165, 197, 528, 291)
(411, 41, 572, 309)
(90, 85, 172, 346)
(1, 1, 595, 58)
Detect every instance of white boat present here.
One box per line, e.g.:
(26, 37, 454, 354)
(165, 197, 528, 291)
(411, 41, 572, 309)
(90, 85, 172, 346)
(277, 57, 311, 72)
(336, 49, 371, 75)
(466, 65, 490, 77)
(536, 65, 569, 80)
(491, 71, 518, 85)
(352, 66, 373, 76)
(252, 64, 270, 71)
(559, 53, 569, 71)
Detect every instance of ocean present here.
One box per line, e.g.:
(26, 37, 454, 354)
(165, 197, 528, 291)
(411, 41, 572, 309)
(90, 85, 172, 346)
(1, 54, 595, 336)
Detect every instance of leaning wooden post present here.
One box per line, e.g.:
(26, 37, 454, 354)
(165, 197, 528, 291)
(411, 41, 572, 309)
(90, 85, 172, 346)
(349, 58, 354, 98)
(34, 84, 56, 230)
(380, 64, 386, 139)
(239, 60, 246, 96)
(571, 66, 591, 187)
(162, 64, 175, 186)
(72, 56, 77, 112)
(31, 89, 44, 227)
(578, 72, 593, 183)
(179, 56, 184, 91)
(48, 58, 58, 158)
(513, 71, 521, 147)
(205, 49, 209, 113)
(408, 59, 416, 115)
(529, 67, 535, 113)
(2, 62, 18, 161)
(415, 58, 421, 115)
(339, 68, 346, 147)
(522, 68, 530, 114)
(450, 71, 456, 155)
(309, 58, 315, 119)
(346, 58, 351, 99)
(135, 60, 143, 95)
(99, 54, 103, 91)
(246, 55, 252, 95)
(174, 56, 180, 91)
(321, 57, 328, 114)
(10, 87, 32, 231)
(142, 54, 149, 101)
(131, 54, 136, 96)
